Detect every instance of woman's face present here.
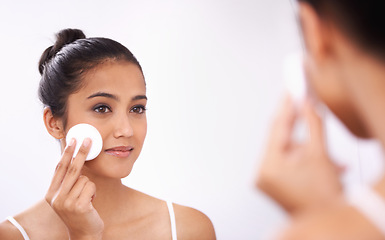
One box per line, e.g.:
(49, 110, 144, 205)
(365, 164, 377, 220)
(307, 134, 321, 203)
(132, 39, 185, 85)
(63, 61, 147, 179)
(304, 59, 370, 138)
(300, 3, 370, 138)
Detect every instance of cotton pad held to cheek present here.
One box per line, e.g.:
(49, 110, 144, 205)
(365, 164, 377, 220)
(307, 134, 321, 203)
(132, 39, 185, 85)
(65, 123, 103, 161)
(283, 52, 307, 105)
(283, 52, 309, 143)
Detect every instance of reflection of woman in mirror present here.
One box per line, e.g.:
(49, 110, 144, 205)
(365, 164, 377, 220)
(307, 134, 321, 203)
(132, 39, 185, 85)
(0, 29, 216, 240)
(257, 0, 385, 239)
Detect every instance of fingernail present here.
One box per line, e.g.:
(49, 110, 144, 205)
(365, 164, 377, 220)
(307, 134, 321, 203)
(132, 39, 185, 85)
(68, 138, 75, 147)
(83, 138, 91, 147)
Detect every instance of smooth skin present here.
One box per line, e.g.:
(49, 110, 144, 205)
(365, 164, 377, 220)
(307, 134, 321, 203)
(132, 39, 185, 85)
(257, 2, 385, 240)
(46, 138, 104, 240)
(0, 61, 216, 240)
(257, 96, 343, 217)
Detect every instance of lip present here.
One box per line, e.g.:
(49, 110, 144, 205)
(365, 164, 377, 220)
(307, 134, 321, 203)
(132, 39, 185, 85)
(104, 146, 134, 158)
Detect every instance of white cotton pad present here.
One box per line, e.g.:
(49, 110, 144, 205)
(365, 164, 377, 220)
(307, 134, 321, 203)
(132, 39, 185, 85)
(66, 123, 103, 161)
(283, 53, 309, 142)
(283, 52, 307, 105)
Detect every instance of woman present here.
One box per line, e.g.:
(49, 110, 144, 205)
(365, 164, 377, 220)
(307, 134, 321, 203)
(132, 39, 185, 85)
(257, 0, 385, 239)
(0, 29, 216, 240)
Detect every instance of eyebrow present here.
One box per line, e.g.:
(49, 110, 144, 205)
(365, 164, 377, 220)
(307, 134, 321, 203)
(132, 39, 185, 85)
(132, 95, 148, 101)
(87, 92, 119, 101)
(87, 92, 147, 101)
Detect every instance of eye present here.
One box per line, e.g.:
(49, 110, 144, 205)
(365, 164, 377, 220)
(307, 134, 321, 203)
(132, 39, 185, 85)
(130, 105, 147, 114)
(93, 104, 111, 113)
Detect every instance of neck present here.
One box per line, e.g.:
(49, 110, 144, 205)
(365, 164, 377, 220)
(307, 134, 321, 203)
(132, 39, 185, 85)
(80, 168, 135, 221)
(342, 54, 385, 146)
(333, 41, 385, 191)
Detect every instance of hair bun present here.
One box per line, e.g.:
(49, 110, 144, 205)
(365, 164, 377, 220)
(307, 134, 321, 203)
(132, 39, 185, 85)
(39, 28, 86, 74)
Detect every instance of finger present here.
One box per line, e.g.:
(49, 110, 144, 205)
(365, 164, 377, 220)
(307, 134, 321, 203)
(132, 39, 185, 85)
(46, 138, 76, 202)
(60, 138, 92, 195)
(77, 181, 97, 209)
(50, 138, 76, 187)
(303, 99, 325, 150)
(269, 94, 297, 151)
(335, 163, 347, 176)
(66, 175, 89, 201)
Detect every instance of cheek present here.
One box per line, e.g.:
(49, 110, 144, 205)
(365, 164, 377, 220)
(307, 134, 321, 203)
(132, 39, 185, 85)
(139, 120, 147, 142)
(134, 118, 147, 144)
(305, 58, 343, 107)
(64, 108, 92, 132)
(305, 57, 324, 101)
(305, 60, 370, 138)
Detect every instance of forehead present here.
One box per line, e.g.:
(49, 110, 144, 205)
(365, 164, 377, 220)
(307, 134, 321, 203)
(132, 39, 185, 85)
(79, 61, 146, 97)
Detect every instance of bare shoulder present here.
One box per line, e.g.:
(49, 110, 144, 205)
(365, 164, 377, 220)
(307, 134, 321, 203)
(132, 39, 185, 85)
(173, 203, 216, 240)
(0, 200, 67, 240)
(279, 203, 384, 240)
(0, 218, 24, 240)
(124, 188, 216, 239)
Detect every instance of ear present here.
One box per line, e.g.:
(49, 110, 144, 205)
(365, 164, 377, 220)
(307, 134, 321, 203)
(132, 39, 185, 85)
(298, 2, 332, 64)
(43, 107, 65, 139)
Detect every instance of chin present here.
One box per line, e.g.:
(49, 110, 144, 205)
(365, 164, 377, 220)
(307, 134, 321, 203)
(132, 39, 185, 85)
(332, 107, 372, 139)
(344, 121, 372, 139)
(318, 92, 372, 139)
(118, 169, 134, 178)
(84, 157, 136, 179)
(107, 163, 135, 179)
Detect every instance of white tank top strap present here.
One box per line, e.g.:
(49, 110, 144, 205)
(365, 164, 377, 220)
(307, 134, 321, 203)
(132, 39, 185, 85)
(346, 184, 385, 236)
(6, 216, 30, 240)
(166, 201, 178, 240)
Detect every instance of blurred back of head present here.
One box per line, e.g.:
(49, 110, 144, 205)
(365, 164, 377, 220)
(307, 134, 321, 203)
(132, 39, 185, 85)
(298, 0, 385, 62)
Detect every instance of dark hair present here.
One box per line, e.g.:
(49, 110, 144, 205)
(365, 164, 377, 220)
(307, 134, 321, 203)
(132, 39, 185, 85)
(38, 28, 143, 127)
(298, 0, 385, 61)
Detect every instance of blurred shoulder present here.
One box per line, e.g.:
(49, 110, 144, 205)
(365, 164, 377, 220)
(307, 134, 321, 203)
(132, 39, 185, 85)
(173, 203, 216, 240)
(279, 203, 384, 240)
(0, 217, 25, 240)
(124, 188, 216, 239)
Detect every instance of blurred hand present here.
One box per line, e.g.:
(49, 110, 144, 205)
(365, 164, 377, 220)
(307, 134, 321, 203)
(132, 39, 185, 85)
(45, 138, 104, 240)
(256, 95, 343, 216)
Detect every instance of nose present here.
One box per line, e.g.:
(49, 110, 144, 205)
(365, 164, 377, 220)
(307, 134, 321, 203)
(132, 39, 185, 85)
(113, 114, 134, 138)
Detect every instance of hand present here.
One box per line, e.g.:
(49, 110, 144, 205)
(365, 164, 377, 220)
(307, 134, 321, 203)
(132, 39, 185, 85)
(256, 95, 343, 217)
(45, 138, 104, 240)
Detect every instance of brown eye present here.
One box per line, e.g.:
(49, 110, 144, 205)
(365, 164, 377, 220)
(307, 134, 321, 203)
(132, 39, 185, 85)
(94, 105, 111, 113)
(131, 105, 146, 114)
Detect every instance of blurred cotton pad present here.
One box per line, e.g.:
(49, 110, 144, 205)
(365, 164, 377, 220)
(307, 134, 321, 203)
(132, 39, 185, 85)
(66, 123, 103, 161)
(283, 52, 307, 104)
(283, 53, 309, 142)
